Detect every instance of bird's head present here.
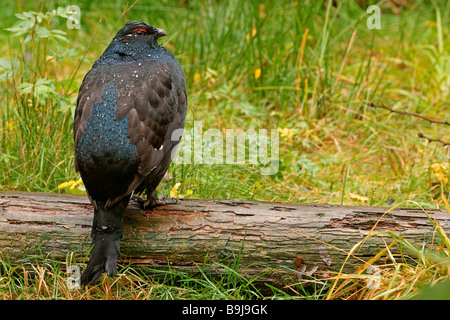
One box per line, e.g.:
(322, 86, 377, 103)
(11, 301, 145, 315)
(93, 21, 170, 67)
(114, 21, 167, 47)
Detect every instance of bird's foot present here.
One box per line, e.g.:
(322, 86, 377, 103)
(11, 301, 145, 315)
(134, 191, 180, 209)
(153, 194, 181, 206)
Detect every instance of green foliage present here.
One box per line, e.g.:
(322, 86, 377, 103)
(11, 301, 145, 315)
(7, 9, 69, 40)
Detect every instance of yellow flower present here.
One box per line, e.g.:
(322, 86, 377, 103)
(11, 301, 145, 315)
(1, 120, 18, 133)
(58, 180, 77, 189)
(432, 171, 448, 184)
(170, 183, 193, 199)
(70, 178, 84, 189)
(193, 73, 201, 84)
(431, 163, 443, 173)
(246, 28, 257, 41)
(170, 183, 181, 198)
(277, 127, 296, 138)
(254, 68, 261, 80)
(430, 163, 449, 184)
(349, 192, 370, 203)
(58, 178, 84, 190)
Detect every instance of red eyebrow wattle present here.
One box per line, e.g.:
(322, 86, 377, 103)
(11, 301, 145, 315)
(133, 28, 147, 32)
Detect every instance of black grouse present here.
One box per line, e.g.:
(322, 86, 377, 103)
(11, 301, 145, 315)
(74, 21, 187, 285)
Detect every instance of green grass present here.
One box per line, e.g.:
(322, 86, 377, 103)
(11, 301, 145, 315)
(0, 0, 449, 299)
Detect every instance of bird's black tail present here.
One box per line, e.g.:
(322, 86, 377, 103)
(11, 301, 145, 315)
(80, 196, 130, 286)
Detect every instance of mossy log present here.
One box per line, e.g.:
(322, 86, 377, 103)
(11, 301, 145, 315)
(1, 191, 449, 287)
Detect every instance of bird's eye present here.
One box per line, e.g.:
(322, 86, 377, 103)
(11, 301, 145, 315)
(133, 28, 147, 36)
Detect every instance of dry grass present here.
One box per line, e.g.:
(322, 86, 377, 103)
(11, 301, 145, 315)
(293, 198, 450, 300)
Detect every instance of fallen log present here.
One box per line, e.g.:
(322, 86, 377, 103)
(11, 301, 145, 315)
(0, 191, 449, 288)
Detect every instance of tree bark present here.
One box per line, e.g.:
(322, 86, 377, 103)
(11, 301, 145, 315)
(1, 191, 449, 288)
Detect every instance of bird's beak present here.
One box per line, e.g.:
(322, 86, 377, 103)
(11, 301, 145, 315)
(156, 28, 167, 38)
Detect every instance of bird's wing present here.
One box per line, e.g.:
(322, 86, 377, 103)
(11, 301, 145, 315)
(117, 61, 187, 176)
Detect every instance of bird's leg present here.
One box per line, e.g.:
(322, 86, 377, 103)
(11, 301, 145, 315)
(144, 189, 159, 208)
(80, 196, 129, 286)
